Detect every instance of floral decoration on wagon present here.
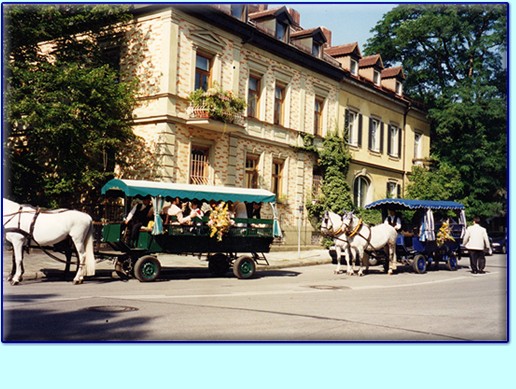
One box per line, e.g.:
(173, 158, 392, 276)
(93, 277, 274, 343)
(437, 220, 455, 247)
(208, 202, 235, 241)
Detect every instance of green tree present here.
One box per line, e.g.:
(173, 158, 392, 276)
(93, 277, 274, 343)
(306, 132, 354, 229)
(4, 4, 136, 208)
(365, 4, 507, 218)
(406, 159, 463, 201)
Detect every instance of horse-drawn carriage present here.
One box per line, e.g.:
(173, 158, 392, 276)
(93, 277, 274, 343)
(364, 198, 466, 274)
(96, 179, 282, 281)
(3, 179, 282, 284)
(324, 198, 466, 275)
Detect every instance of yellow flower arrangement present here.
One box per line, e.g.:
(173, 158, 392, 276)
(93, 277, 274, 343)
(208, 202, 234, 241)
(437, 220, 455, 247)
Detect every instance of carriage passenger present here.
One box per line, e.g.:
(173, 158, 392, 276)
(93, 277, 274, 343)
(165, 197, 185, 225)
(181, 200, 204, 225)
(384, 210, 402, 232)
(124, 196, 153, 246)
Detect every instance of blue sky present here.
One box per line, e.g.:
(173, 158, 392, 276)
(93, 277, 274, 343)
(279, 2, 397, 51)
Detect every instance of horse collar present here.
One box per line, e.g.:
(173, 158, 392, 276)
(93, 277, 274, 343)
(346, 218, 363, 238)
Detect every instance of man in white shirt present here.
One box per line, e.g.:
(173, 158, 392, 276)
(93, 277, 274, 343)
(384, 209, 401, 232)
(462, 216, 492, 274)
(165, 197, 184, 224)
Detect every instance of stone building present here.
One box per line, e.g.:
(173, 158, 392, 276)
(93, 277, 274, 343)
(116, 4, 431, 246)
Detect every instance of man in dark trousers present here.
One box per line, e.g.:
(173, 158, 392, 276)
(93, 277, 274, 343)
(462, 216, 492, 274)
(124, 197, 154, 246)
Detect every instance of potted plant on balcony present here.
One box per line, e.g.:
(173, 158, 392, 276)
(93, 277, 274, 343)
(188, 83, 246, 124)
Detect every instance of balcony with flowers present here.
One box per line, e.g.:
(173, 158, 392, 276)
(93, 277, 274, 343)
(186, 84, 247, 132)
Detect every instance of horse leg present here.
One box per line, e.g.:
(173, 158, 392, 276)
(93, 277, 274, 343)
(346, 246, 355, 276)
(357, 248, 368, 277)
(63, 238, 73, 281)
(387, 242, 397, 275)
(9, 237, 25, 285)
(334, 245, 342, 274)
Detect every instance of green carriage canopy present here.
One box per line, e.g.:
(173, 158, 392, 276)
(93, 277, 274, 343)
(102, 179, 277, 203)
(101, 179, 282, 237)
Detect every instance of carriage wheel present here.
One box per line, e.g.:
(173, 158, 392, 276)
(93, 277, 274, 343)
(134, 255, 161, 282)
(233, 255, 256, 279)
(412, 254, 427, 274)
(208, 253, 230, 276)
(446, 254, 458, 271)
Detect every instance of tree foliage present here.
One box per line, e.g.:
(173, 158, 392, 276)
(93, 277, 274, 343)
(4, 4, 136, 208)
(406, 159, 463, 201)
(364, 4, 507, 218)
(306, 132, 354, 229)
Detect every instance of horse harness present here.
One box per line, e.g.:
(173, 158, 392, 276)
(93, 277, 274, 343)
(344, 217, 378, 254)
(3, 206, 70, 255)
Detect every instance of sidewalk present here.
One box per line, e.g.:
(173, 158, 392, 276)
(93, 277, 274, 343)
(2, 246, 331, 282)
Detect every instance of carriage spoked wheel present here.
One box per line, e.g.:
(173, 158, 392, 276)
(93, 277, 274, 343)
(412, 254, 427, 274)
(134, 255, 161, 282)
(208, 253, 230, 276)
(446, 254, 458, 271)
(233, 255, 256, 279)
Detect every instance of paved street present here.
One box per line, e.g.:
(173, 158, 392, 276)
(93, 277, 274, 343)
(2, 251, 507, 342)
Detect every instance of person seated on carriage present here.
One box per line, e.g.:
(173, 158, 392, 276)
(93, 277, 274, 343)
(165, 197, 185, 225)
(247, 202, 262, 219)
(201, 200, 218, 218)
(181, 199, 204, 225)
(124, 196, 154, 247)
(384, 209, 402, 232)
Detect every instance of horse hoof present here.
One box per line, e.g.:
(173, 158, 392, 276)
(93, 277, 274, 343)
(10, 280, 19, 286)
(388, 269, 394, 275)
(72, 279, 83, 285)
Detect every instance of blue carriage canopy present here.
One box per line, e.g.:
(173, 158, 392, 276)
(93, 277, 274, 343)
(364, 198, 465, 211)
(101, 179, 282, 237)
(365, 198, 466, 242)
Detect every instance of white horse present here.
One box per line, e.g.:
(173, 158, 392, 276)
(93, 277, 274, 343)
(321, 211, 359, 275)
(3, 198, 95, 285)
(341, 211, 398, 275)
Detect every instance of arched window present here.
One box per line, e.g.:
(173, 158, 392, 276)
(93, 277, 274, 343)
(353, 176, 370, 208)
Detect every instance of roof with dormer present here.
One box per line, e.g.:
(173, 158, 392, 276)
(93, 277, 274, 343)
(248, 6, 293, 23)
(359, 54, 384, 69)
(290, 27, 327, 43)
(381, 66, 406, 79)
(325, 42, 361, 58)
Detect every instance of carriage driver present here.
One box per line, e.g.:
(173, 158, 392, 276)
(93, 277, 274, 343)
(124, 196, 154, 246)
(384, 209, 402, 232)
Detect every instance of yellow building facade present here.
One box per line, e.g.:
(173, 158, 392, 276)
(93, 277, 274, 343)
(117, 4, 431, 246)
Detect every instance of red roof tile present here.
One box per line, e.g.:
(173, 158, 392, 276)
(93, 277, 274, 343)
(325, 42, 360, 57)
(381, 66, 405, 79)
(359, 54, 383, 68)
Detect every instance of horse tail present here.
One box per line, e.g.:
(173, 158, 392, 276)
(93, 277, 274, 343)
(83, 220, 96, 276)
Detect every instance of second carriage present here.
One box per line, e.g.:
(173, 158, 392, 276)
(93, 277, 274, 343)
(96, 179, 282, 281)
(363, 198, 467, 274)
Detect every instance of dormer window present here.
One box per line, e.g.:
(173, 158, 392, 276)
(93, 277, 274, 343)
(350, 59, 358, 75)
(325, 42, 362, 75)
(312, 42, 322, 57)
(381, 66, 406, 95)
(373, 70, 381, 86)
(230, 4, 247, 21)
(290, 27, 328, 59)
(396, 81, 402, 95)
(249, 6, 293, 42)
(276, 20, 288, 41)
